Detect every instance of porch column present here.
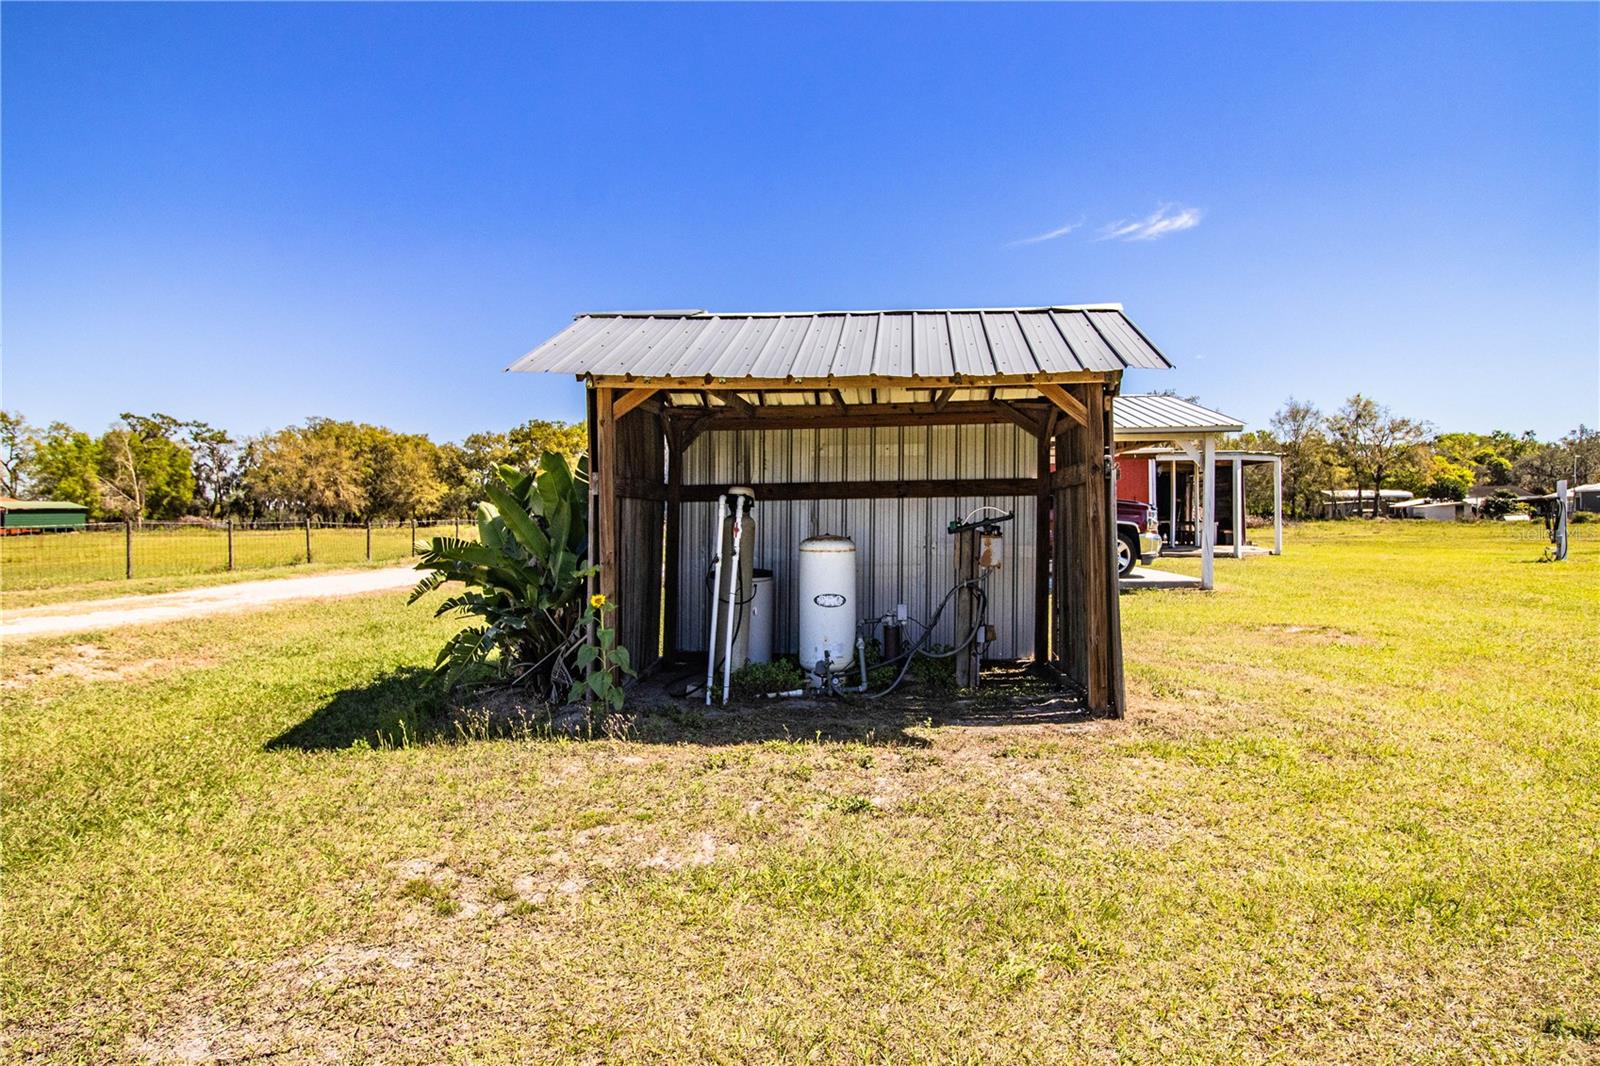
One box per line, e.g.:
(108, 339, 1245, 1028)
(1232, 456, 1245, 559)
(1168, 458, 1178, 546)
(1201, 436, 1216, 590)
(1272, 456, 1283, 556)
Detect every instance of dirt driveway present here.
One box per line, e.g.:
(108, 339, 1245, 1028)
(1, 567, 420, 641)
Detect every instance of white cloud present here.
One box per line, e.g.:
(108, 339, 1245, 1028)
(1097, 203, 1203, 242)
(1008, 219, 1083, 247)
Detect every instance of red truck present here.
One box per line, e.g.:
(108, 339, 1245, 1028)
(1117, 499, 1163, 576)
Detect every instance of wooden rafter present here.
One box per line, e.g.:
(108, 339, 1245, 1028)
(1035, 382, 1089, 428)
(612, 387, 658, 419)
(992, 400, 1043, 438)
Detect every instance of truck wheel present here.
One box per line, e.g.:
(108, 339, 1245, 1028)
(1117, 533, 1137, 576)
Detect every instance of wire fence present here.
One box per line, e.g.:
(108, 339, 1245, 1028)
(0, 518, 476, 591)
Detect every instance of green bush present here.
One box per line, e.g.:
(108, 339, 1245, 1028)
(410, 451, 633, 707)
(729, 658, 806, 699)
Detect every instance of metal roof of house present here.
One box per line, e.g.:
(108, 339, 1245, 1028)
(508, 306, 1173, 382)
(0, 497, 88, 512)
(1112, 394, 1244, 436)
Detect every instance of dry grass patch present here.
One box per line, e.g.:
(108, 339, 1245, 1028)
(2, 522, 1596, 1063)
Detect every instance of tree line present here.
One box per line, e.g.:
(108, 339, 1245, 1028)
(1231, 394, 1598, 519)
(3, 396, 1593, 526)
(0, 411, 585, 525)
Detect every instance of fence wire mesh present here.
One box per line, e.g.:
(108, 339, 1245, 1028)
(0, 519, 474, 591)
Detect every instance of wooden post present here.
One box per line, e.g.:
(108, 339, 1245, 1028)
(454, 516, 460, 540)
(1168, 459, 1178, 546)
(410, 517, 417, 555)
(594, 387, 620, 661)
(125, 519, 133, 579)
(663, 421, 683, 658)
(1102, 392, 1126, 718)
(1272, 457, 1284, 556)
(365, 520, 372, 561)
(1081, 382, 1108, 712)
(954, 529, 979, 689)
(227, 519, 235, 571)
(305, 517, 313, 564)
(1201, 436, 1216, 590)
(1232, 457, 1245, 559)
(1033, 415, 1053, 663)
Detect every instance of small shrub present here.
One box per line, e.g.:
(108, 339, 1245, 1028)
(729, 658, 806, 699)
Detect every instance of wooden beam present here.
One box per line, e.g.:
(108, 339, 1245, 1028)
(932, 387, 956, 411)
(830, 388, 849, 411)
(613, 387, 658, 420)
(1036, 382, 1089, 428)
(719, 391, 756, 416)
(677, 478, 1038, 503)
(662, 400, 1051, 433)
(583, 371, 1111, 392)
(993, 400, 1043, 438)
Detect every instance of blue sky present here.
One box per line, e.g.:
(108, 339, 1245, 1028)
(3, 2, 1596, 442)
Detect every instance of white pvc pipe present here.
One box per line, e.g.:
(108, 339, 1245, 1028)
(703, 493, 727, 705)
(720, 494, 747, 705)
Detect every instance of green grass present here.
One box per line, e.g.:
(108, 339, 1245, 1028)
(3, 522, 1596, 1062)
(0, 521, 467, 603)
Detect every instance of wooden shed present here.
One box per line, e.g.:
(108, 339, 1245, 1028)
(510, 306, 1174, 717)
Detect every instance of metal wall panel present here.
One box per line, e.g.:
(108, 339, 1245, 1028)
(675, 421, 1039, 659)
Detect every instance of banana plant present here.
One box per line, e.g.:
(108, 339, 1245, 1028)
(410, 451, 620, 702)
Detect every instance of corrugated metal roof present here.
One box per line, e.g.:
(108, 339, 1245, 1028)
(1113, 394, 1244, 435)
(508, 306, 1173, 381)
(0, 497, 88, 512)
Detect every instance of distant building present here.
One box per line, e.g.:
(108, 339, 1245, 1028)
(1572, 483, 1600, 513)
(1319, 488, 1413, 518)
(0, 497, 89, 533)
(1391, 498, 1475, 522)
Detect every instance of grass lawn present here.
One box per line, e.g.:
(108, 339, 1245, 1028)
(0, 522, 466, 609)
(3, 522, 1596, 1062)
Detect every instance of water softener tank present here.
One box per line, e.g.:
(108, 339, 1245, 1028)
(798, 535, 856, 683)
(747, 570, 774, 665)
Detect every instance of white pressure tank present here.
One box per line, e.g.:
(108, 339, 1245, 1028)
(798, 535, 857, 683)
(747, 570, 774, 665)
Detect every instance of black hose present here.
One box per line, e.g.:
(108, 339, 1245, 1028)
(859, 578, 988, 699)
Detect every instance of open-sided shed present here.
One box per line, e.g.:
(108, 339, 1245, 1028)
(510, 306, 1173, 716)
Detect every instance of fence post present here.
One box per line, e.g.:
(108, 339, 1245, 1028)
(365, 519, 372, 562)
(410, 517, 417, 556)
(125, 519, 133, 579)
(454, 516, 460, 540)
(305, 517, 313, 564)
(227, 519, 235, 571)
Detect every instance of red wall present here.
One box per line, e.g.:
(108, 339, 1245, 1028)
(1116, 455, 1152, 504)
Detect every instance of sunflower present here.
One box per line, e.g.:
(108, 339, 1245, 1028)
(589, 593, 607, 609)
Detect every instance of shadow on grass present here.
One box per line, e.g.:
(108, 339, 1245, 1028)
(266, 667, 449, 752)
(266, 663, 1090, 753)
